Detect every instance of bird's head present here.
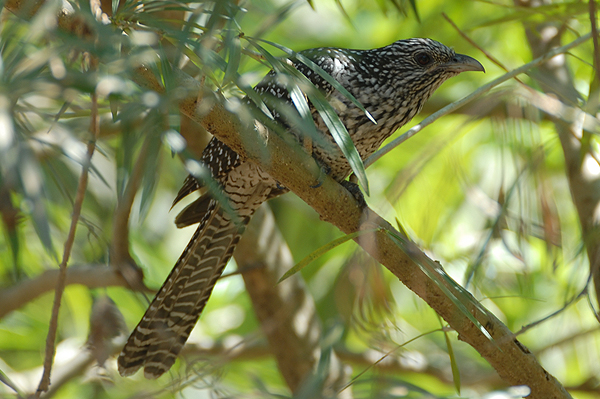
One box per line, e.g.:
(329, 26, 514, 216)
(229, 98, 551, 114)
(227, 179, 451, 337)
(374, 38, 484, 98)
(390, 38, 484, 73)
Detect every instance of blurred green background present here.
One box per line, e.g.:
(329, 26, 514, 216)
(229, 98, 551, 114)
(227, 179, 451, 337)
(0, 0, 598, 398)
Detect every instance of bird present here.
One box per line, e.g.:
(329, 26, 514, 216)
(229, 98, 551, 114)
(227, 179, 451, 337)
(117, 38, 484, 379)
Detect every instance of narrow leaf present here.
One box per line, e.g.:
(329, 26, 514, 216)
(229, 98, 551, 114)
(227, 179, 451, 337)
(138, 126, 162, 221)
(408, 0, 420, 22)
(0, 367, 21, 395)
(182, 157, 242, 226)
(223, 32, 241, 84)
(18, 156, 55, 258)
(278, 229, 378, 283)
(440, 317, 461, 394)
(111, 0, 119, 16)
(307, 89, 370, 195)
(333, 0, 354, 25)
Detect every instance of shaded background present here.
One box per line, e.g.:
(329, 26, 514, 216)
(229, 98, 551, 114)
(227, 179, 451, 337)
(0, 0, 598, 398)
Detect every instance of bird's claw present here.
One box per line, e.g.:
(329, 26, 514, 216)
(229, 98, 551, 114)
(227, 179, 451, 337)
(311, 165, 331, 188)
(340, 180, 367, 209)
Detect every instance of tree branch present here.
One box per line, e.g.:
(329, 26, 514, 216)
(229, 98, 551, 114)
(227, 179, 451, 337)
(0, 265, 152, 319)
(110, 133, 157, 292)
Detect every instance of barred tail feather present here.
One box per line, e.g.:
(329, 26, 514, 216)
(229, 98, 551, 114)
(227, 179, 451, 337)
(117, 200, 246, 379)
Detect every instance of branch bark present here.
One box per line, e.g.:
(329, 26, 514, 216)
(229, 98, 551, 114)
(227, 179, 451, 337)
(0, 265, 147, 319)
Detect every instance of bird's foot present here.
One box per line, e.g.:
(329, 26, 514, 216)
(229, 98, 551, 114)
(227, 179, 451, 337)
(276, 181, 287, 190)
(311, 165, 331, 188)
(341, 180, 367, 209)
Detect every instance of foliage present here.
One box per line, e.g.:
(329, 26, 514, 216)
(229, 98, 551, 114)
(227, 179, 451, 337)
(0, 0, 599, 398)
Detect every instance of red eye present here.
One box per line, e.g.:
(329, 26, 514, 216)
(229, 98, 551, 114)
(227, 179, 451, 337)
(415, 52, 432, 66)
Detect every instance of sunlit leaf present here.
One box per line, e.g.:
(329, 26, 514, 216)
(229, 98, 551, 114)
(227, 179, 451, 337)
(138, 121, 163, 221)
(440, 316, 461, 394)
(223, 31, 241, 84)
(243, 40, 319, 139)
(278, 229, 378, 283)
(0, 367, 21, 395)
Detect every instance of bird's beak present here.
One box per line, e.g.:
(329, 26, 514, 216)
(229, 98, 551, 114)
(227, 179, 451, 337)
(444, 54, 485, 73)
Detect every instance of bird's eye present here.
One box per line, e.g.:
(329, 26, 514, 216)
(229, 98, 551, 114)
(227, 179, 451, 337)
(415, 52, 432, 66)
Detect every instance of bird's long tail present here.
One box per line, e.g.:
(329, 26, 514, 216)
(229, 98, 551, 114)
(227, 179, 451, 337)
(117, 199, 246, 379)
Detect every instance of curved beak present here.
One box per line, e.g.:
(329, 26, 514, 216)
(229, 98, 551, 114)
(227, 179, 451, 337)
(444, 53, 485, 73)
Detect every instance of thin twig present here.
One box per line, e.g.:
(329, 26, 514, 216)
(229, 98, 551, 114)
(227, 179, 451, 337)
(589, 0, 600, 113)
(338, 329, 441, 393)
(36, 93, 99, 395)
(365, 31, 593, 169)
(515, 283, 589, 337)
(442, 12, 525, 85)
(591, 0, 600, 86)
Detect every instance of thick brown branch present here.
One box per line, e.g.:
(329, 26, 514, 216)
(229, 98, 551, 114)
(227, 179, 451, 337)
(0, 265, 150, 320)
(110, 134, 158, 291)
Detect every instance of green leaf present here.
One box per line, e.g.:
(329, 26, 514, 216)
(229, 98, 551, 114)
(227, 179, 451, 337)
(244, 40, 318, 137)
(475, 2, 587, 29)
(109, 96, 119, 120)
(179, 154, 242, 227)
(340, 328, 441, 393)
(223, 31, 241, 84)
(308, 90, 370, 194)
(407, 0, 420, 21)
(138, 119, 163, 221)
(440, 316, 461, 394)
(253, 1, 301, 38)
(333, 0, 354, 25)
(18, 155, 56, 259)
(111, 0, 120, 16)
(0, 367, 21, 395)
(278, 229, 378, 283)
